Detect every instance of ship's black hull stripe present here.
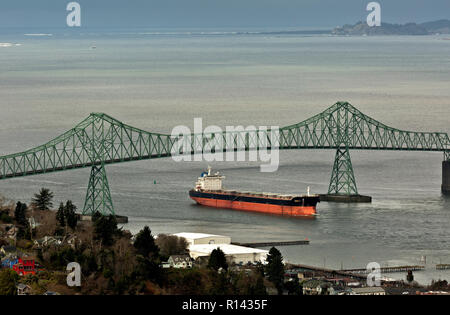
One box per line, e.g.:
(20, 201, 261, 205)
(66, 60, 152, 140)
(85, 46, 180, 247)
(189, 190, 320, 207)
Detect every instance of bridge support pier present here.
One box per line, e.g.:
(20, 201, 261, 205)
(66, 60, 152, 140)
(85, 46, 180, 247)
(82, 164, 115, 216)
(328, 147, 359, 195)
(320, 147, 372, 203)
(443, 152, 450, 196)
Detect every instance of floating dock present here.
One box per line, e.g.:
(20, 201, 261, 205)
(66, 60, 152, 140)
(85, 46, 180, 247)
(319, 194, 372, 203)
(232, 240, 309, 248)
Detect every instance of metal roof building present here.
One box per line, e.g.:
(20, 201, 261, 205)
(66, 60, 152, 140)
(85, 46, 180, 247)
(188, 243, 268, 265)
(172, 232, 231, 246)
(173, 232, 268, 264)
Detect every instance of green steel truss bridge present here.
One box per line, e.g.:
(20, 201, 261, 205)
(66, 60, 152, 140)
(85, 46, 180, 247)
(0, 102, 449, 215)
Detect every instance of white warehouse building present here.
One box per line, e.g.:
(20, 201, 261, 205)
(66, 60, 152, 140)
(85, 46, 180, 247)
(173, 232, 268, 264)
(173, 232, 231, 246)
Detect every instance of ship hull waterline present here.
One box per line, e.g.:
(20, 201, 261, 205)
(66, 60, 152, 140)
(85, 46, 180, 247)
(189, 190, 318, 217)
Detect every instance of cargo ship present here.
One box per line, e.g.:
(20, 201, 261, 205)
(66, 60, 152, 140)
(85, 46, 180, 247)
(189, 167, 319, 217)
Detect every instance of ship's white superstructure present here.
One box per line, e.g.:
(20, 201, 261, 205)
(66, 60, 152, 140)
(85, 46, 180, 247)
(195, 166, 225, 191)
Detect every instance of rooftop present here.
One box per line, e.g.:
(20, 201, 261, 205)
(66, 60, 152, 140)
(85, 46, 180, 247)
(1, 245, 17, 252)
(169, 255, 192, 263)
(189, 244, 268, 255)
(351, 286, 385, 294)
(173, 232, 228, 240)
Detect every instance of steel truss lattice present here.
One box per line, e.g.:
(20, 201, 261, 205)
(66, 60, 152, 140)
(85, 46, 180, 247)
(0, 102, 449, 213)
(328, 147, 358, 195)
(83, 164, 114, 216)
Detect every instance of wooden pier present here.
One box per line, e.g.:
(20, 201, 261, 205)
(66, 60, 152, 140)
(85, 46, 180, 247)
(436, 264, 450, 270)
(288, 263, 367, 280)
(287, 263, 426, 281)
(342, 265, 425, 274)
(232, 240, 309, 248)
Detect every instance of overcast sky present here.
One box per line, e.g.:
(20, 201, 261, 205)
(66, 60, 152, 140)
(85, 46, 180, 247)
(0, 0, 449, 29)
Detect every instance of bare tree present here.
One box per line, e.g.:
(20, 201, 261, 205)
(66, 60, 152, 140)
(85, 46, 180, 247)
(155, 234, 189, 257)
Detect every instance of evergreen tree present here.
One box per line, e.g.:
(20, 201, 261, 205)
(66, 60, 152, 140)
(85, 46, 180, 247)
(265, 247, 284, 295)
(31, 188, 54, 210)
(56, 202, 65, 227)
(0, 269, 18, 295)
(130, 226, 163, 287)
(64, 200, 78, 230)
(14, 202, 28, 226)
(209, 271, 232, 295)
(133, 255, 163, 285)
(93, 213, 119, 246)
(134, 226, 159, 258)
(253, 276, 267, 295)
(284, 277, 302, 295)
(208, 248, 228, 271)
(407, 270, 414, 283)
(14, 202, 31, 240)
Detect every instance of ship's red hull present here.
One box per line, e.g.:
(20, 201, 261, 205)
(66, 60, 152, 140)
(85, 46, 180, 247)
(190, 196, 317, 217)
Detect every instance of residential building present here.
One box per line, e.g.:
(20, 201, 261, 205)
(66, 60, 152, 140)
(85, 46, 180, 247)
(1, 258, 18, 269)
(34, 236, 62, 248)
(302, 279, 331, 295)
(6, 226, 19, 240)
(12, 257, 38, 276)
(17, 283, 32, 295)
(350, 286, 386, 295)
(167, 255, 193, 269)
(1, 245, 17, 256)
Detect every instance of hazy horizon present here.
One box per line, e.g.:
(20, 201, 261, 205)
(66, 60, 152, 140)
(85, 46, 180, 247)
(0, 0, 449, 29)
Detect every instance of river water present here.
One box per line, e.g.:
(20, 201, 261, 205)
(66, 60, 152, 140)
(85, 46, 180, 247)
(0, 29, 449, 284)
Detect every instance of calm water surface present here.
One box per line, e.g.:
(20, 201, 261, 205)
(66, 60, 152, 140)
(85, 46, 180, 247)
(0, 30, 449, 284)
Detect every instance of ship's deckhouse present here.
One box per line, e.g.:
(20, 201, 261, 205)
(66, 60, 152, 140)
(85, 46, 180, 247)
(195, 166, 225, 191)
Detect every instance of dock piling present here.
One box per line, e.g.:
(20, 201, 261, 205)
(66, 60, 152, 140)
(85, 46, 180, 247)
(443, 159, 450, 196)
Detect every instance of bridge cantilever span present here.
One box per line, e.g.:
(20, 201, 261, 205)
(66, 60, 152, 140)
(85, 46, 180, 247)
(0, 102, 449, 215)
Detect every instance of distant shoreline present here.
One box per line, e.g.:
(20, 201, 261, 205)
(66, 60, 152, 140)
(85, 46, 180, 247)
(333, 19, 450, 36)
(0, 20, 449, 37)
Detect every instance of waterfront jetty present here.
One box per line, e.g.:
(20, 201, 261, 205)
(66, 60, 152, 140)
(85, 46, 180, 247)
(319, 194, 372, 203)
(443, 160, 450, 195)
(232, 240, 309, 248)
(79, 214, 128, 223)
(436, 264, 450, 270)
(342, 265, 425, 274)
(288, 263, 367, 280)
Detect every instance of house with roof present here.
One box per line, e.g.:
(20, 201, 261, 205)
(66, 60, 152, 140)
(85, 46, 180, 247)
(328, 285, 353, 295)
(302, 279, 331, 295)
(17, 283, 32, 295)
(350, 286, 386, 295)
(64, 235, 81, 248)
(6, 225, 19, 240)
(167, 255, 193, 269)
(1, 258, 19, 269)
(34, 236, 62, 248)
(324, 277, 361, 287)
(1, 245, 17, 256)
(12, 257, 39, 276)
